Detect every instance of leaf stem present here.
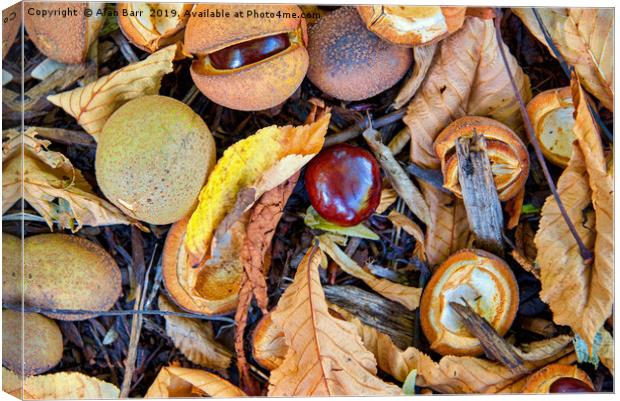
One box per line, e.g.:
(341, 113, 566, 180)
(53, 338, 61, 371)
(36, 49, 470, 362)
(493, 11, 593, 263)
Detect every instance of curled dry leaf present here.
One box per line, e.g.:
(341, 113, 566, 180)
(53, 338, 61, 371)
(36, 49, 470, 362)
(535, 77, 613, 350)
(145, 366, 246, 398)
(393, 43, 438, 109)
(158, 295, 232, 370)
(185, 114, 330, 267)
(47, 45, 176, 141)
(404, 16, 531, 169)
(421, 181, 471, 267)
(376, 185, 398, 214)
(2, 128, 132, 231)
(1, 368, 120, 399)
(513, 8, 613, 110)
(268, 246, 402, 396)
(318, 235, 422, 311)
(363, 128, 430, 225)
(387, 210, 426, 262)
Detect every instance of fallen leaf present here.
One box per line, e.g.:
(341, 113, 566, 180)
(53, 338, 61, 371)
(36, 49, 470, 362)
(2, 128, 132, 231)
(185, 114, 330, 267)
(158, 295, 232, 371)
(304, 206, 379, 240)
(234, 174, 299, 394)
(363, 128, 430, 225)
(598, 329, 614, 375)
(376, 185, 398, 214)
(393, 43, 438, 109)
(421, 182, 471, 267)
(47, 45, 176, 141)
(412, 336, 574, 394)
(145, 366, 246, 398)
(404, 16, 531, 169)
(535, 77, 613, 350)
(513, 8, 613, 110)
(2, 368, 120, 399)
(387, 210, 426, 262)
(268, 246, 402, 396)
(318, 235, 421, 311)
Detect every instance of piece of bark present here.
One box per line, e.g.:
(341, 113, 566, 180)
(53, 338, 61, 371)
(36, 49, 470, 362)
(323, 285, 413, 349)
(455, 132, 504, 255)
(450, 302, 526, 374)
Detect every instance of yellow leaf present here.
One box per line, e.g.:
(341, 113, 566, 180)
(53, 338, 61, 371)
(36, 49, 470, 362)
(376, 185, 398, 214)
(2, 368, 120, 399)
(404, 16, 531, 169)
(318, 235, 422, 311)
(2, 128, 132, 231)
(268, 246, 402, 396)
(513, 8, 613, 110)
(185, 114, 330, 266)
(158, 295, 232, 370)
(145, 366, 246, 398)
(47, 45, 176, 141)
(421, 182, 471, 267)
(535, 77, 613, 350)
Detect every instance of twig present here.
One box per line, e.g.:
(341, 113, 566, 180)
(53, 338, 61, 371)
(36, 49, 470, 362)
(120, 227, 146, 398)
(493, 11, 593, 263)
(324, 108, 406, 147)
(111, 31, 139, 63)
(405, 164, 450, 193)
(450, 301, 527, 374)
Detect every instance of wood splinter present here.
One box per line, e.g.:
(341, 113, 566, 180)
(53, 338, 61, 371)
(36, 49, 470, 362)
(455, 131, 504, 256)
(450, 301, 527, 374)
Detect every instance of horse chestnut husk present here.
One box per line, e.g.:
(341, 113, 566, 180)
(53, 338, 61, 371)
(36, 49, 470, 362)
(305, 144, 381, 227)
(549, 378, 595, 393)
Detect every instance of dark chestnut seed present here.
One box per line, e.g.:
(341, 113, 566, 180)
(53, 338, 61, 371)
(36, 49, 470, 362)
(549, 377, 595, 393)
(305, 144, 381, 227)
(209, 33, 291, 70)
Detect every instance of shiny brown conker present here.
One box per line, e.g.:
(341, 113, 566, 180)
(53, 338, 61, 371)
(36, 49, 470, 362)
(305, 144, 381, 227)
(209, 33, 291, 70)
(549, 377, 595, 393)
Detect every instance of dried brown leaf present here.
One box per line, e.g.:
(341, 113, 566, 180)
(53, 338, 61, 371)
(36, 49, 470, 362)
(268, 246, 402, 396)
(2, 128, 132, 231)
(388, 210, 426, 262)
(363, 128, 430, 225)
(318, 235, 422, 311)
(404, 16, 531, 168)
(598, 328, 614, 375)
(158, 295, 232, 370)
(145, 366, 246, 398)
(513, 8, 613, 110)
(47, 45, 176, 141)
(2, 368, 120, 399)
(393, 43, 438, 109)
(535, 78, 613, 350)
(242, 173, 299, 311)
(421, 182, 471, 267)
(376, 185, 398, 214)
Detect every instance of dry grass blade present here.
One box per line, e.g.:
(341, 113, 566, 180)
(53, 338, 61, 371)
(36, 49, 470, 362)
(363, 128, 430, 225)
(318, 235, 422, 311)
(158, 295, 232, 370)
(268, 246, 402, 396)
(47, 45, 177, 141)
(387, 210, 426, 262)
(404, 16, 530, 169)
